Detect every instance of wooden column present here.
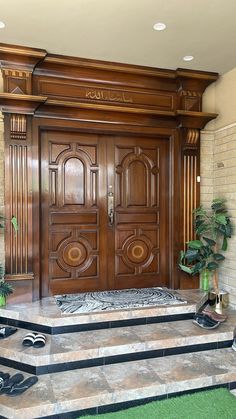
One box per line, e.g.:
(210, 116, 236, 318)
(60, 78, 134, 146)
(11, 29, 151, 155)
(0, 45, 47, 301)
(176, 78, 204, 289)
(5, 114, 33, 278)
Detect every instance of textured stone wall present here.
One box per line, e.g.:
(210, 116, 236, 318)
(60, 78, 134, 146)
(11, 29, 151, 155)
(200, 125, 236, 308)
(202, 67, 236, 309)
(213, 124, 236, 307)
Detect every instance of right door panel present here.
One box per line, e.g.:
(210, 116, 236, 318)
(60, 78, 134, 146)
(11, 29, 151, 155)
(107, 136, 170, 290)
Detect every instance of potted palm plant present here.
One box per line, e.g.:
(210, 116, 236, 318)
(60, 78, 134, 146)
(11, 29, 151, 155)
(0, 215, 18, 306)
(179, 198, 233, 312)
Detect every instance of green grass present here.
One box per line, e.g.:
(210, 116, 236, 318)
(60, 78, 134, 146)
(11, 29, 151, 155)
(82, 388, 236, 419)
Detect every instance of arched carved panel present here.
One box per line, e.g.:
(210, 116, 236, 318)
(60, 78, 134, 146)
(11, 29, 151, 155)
(64, 157, 85, 205)
(116, 146, 159, 208)
(127, 160, 147, 206)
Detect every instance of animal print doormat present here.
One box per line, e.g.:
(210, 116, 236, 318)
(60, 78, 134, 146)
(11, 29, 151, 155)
(55, 287, 187, 314)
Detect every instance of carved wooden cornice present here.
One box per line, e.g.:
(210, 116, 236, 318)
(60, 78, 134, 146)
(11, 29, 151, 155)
(0, 93, 47, 114)
(176, 110, 217, 129)
(0, 43, 218, 129)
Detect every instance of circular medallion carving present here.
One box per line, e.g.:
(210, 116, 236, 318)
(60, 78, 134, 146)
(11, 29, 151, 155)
(62, 242, 87, 267)
(126, 240, 149, 264)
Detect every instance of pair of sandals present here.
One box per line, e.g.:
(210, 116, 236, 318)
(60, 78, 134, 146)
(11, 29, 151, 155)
(0, 371, 38, 397)
(193, 309, 227, 330)
(0, 326, 17, 339)
(22, 332, 46, 348)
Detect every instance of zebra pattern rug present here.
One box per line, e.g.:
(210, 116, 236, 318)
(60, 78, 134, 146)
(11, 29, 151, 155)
(55, 287, 187, 314)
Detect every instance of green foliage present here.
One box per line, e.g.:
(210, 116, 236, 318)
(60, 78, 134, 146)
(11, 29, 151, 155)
(179, 198, 233, 277)
(0, 280, 13, 297)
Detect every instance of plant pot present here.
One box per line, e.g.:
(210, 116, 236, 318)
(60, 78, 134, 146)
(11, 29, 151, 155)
(0, 295, 6, 307)
(200, 269, 211, 291)
(208, 290, 229, 314)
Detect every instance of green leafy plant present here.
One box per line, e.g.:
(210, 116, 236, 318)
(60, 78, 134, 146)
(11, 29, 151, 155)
(179, 198, 233, 291)
(0, 279, 13, 297)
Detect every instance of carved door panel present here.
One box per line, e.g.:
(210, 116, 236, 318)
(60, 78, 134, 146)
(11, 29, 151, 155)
(107, 137, 169, 290)
(40, 131, 107, 296)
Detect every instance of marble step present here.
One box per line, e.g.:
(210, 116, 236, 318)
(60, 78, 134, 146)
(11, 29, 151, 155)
(0, 290, 207, 334)
(0, 313, 235, 375)
(0, 348, 235, 419)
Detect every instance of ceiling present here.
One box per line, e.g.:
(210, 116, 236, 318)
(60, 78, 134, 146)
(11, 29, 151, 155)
(0, 0, 235, 74)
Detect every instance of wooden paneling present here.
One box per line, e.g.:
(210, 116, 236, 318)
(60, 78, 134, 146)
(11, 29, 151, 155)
(4, 114, 33, 282)
(179, 128, 200, 289)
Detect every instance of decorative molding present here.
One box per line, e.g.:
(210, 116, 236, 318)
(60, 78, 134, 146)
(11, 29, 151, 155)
(3, 69, 32, 94)
(185, 128, 200, 147)
(183, 154, 198, 250)
(5, 113, 33, 278)
(179, 90, 202, 112)
(0, 93, 47, 114)
(177, 110, 218, 129)
(5, 273, 34, 281)
(10, 114, 27, 140)
(7, 143, 30, 274)
(180, 91, 201, 97)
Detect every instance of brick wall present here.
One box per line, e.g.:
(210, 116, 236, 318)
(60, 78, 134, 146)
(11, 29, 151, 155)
(201, 125, 236, 308)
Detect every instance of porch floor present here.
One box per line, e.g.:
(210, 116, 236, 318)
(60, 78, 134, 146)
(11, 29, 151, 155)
(0, 289, 235, 419)
(0, 289, 206, 329)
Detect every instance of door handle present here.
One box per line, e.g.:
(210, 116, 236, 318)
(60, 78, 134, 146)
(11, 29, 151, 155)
(108, 190, 114, 226)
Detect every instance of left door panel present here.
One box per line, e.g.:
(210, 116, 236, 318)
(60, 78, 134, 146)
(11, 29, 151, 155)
(40, 131, 107, 296)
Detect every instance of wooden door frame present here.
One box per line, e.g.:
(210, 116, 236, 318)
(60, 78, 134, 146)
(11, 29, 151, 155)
(0, 43, 218, 302)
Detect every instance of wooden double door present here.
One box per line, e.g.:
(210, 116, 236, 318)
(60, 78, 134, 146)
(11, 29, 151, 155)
(40, 130, 170, 296)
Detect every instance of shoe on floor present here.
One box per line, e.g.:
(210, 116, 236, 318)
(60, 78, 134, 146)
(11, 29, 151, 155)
(0, 373, 24, 395)
(0, 326, 17, 339)
(232, 339, 236, 352)
(22, 332, 38, 347)
(0, 372, 10, 390)
(193, 313, 220, 330)
(22, 332, 46, 348)
(6, 376, 38, 397)
(202, 308, 227, 323)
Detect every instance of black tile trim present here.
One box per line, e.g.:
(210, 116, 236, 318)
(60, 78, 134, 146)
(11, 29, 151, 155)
(0, 312, 195, 335)
(37, 381, 236, 419)
(0, 339, 233, 375)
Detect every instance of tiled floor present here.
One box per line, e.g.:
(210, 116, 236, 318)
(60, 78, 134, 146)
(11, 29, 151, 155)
(0, 289, 235, 418)
(0, 313, 235, 369)
(0, 348, 235, 418)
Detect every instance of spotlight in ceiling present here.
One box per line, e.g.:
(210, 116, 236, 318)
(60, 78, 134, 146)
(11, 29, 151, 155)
(153, 22, 166, 31)
(183, 55, 194, 61)
(0, 21, 6, 29)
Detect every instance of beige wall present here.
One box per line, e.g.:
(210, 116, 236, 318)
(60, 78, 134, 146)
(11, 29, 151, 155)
(203, 67, 236, 130)
(202, 68, 236, 308)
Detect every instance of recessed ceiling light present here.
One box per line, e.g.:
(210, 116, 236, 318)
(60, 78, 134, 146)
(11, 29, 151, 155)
(0, 21, 6, 29)
(183, 55, 194, 61)
(153, 22, 166, 31)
